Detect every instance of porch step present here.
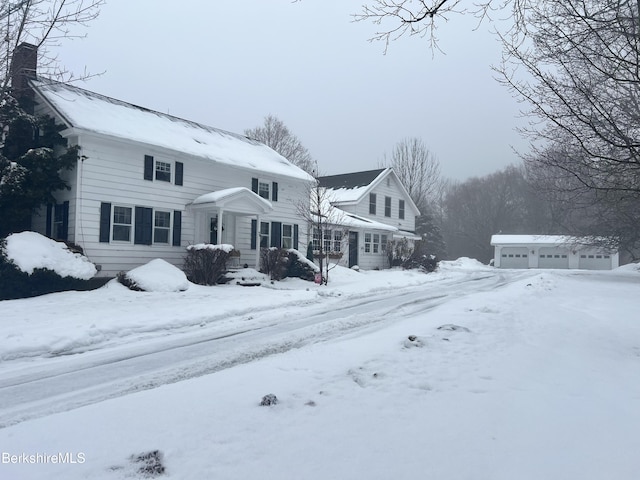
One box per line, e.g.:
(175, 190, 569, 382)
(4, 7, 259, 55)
(224, 267, 268, 287)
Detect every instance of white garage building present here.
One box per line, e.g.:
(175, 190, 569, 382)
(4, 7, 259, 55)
(491, 235, 619, 270)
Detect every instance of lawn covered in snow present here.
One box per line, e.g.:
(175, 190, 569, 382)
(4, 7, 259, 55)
(0, 260, 639, 479)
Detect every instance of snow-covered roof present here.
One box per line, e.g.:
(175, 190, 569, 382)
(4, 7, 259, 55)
(491, 234, 584, 246)
(191, 187, 272, 214)
(340, 212, 398, 232)
(30, 78, 314, 182)
(318, 169, 387, 204)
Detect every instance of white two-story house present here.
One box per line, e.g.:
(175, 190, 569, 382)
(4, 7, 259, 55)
(20, 69, 313, 277)
(317, 168, 420, 270)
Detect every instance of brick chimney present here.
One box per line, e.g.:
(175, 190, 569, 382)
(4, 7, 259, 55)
(10, 42, 37, 112)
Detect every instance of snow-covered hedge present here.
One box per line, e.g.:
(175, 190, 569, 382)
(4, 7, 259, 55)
(117, 259, 189, 292)
(0, 232, 98, 300)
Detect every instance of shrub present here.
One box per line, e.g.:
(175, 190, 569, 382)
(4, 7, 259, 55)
(116, 271, 144, 291)
(286, 249, 318, 281)
(0, 238, 103, 300)
(260, 247, 286, 279)
(260, 248, 318, 281)
(183, 244, 232, 285)
(387, 237, 414, 267)
(401, 240, 439, 273)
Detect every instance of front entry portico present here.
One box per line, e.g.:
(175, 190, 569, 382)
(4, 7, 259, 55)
(189, 187, 273, 268)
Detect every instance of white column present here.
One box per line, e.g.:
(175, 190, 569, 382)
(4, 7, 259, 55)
(217, 208, 224, 245)
(255, 214, 261, 268)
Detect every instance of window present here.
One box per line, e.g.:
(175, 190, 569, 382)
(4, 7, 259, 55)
(333, 230, 343, 252)
(373, 234, 380, 253)
(260, 222, 270, 248)
(258, 181, 270, 199)
(112, 206, 132, 241)
(282, 224, 293, 249)
(364, 233, 372, 253)
(154, 211, 171, 244)
(155, 161, 171, 182)
(312, 228, 321, 251)
(323, 229, 332, 252)
(381, 234, 388, 253)
(399, 200, 405, 220)
(53, 204, 65, 240)
(369, 193, 377, 215)
(385, 197, 391, 217)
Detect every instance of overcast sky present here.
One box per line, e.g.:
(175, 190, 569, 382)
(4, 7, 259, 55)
(56, 0, 528, 181)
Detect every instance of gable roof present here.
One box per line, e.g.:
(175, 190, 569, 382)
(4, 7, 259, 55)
(318, 168, 420, 215)
(29, 78, 313, 182)
(318, 169, 386, 190)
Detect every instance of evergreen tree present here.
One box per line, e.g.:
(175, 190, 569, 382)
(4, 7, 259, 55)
(0, 95, 78, 237)
(416, 211, 447, 260)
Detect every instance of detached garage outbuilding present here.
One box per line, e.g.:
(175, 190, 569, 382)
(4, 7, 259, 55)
(491, 235, 619, 270)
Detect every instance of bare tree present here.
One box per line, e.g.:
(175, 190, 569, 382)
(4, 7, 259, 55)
(495, 1, 640, 256)
(0, 0, 104, 99)
(296, 170, 345, 284)
(441, 164, 545, 262)
(384, 137, 441, 212)
(353, 0, 525, 53)
(245, 115, 315, 174)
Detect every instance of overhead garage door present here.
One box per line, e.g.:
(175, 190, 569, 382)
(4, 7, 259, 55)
(578, 252, 613, 270)
(538, 247, 570, 269)
(500, 247, 529, 268)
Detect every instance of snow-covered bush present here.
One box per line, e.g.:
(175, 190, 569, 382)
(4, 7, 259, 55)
(0, 232, 99, 300)
(260, 247, 286, 279)
(387, 237, 414, 267)
(260, 248, 318, 281)
(401, 240, 439, 273)
(117, 259, 189, 292)
(183, 244, 234, 285)
(286, 248, 319, 281)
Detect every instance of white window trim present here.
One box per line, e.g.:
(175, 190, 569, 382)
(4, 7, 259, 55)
(112, 205, 133, 243)
(155, 160, 172, 182)
(153, 210, 172, 245)
(282, 223, 293, 249)
(258, 181, 270, 200)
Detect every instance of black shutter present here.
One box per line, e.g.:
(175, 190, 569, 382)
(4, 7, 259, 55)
(60, 201, 69, 241)
(251, 219, 257, 250)
(251, 177, 259, 194)
(99, 202, 111, 243)
(144, 155, 154, 181)
(272, 182, 278, 201)
(294, 224, 299, 250)
(172, 210, 182, 246)
(46, 204, 52, 237)
(134, 206, 153, 245)
(270, 221, 282, 248)
(175, 161, 184, 186)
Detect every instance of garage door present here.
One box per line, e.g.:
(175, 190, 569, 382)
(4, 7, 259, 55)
(578, 252, 613, 270)
(538, 247, 570, 269)
(500, 247, 529, 268)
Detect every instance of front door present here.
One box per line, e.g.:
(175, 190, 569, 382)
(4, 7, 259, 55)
(348, 231, 358, 268)
(210, 216, 219, 244)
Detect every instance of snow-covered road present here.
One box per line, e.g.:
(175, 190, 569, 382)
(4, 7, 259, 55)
(0, 268, 533, 428)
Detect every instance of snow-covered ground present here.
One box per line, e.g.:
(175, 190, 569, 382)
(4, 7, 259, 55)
(1, 259, 639, 479)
